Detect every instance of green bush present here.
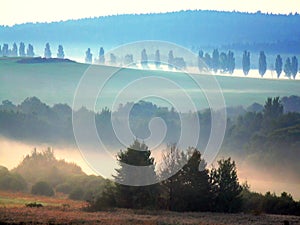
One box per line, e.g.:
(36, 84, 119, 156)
(56, 183, 72, 194)
(0, 172, 27, 192)
(0, 166, 9, 176)
(69, 187, 84, 200)
(31, 181, 54, 196)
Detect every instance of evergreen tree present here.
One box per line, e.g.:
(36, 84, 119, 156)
(219, 52, 228, 73)
(2, 44, 9, 56)
(227, 51, 235, 74)
(44, 43, 51, 58)
(212, 49, 219, 73)
(99, 47, 105, 64)
(26, 44, 35, 57)
(124, 54, 133, 65)
(204, 53, 212, 69)
(291, 56, 298, 79)
(198, 50, 205, 71)
(113, 140, 158, 209)
(168, 50, 174, 69)
(57, 45, 65, 58)
(242, 50, 250, 75)
(259, 51, 267, 77)
(141, 49, 148, 68)
(160, 147, 211, 211)
(12, 43, 18, 56)
(19, 42, 26, 57)
(210, 158, 242, 212)
(110, 53, 116, 64)
(85, 48, 93, 63)
(275, 54, 283, 78)
(155, 49, 161, 68)
(284, 57, 292, 78)
(263, 97, 283, 120)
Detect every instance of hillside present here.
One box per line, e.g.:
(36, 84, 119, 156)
(1, 10, 300, 53)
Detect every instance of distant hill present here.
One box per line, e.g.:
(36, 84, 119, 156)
(1, 10, 300, 53)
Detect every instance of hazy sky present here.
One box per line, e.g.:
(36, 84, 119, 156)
(2, 0, 300, 26)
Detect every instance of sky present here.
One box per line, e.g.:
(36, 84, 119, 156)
(2, 0, 300, 26)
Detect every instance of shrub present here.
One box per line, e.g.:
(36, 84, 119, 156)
(69, 187, 84, 200)
(31, 181, 54, 196)
(0, 173, 27, 192)
(56, 183, 72, 194)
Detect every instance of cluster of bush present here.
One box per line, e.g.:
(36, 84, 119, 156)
(0, 149, 106, 201)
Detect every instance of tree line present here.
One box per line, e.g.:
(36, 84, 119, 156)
(1, 42, 298, 78)
(199, 49, 298, 78)
(87, 140, 300, 215)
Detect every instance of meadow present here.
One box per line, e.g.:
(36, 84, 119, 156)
(0, 57, 299, 111)
(0, 190, 299, 225)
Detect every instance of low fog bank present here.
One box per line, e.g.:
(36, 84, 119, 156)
(0, 137, 299, 200)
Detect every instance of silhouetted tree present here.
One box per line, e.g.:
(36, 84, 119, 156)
(198, 50, 205, 71)
(44, 43, 51, 58)
(259, 51, 267, 77)
(110, 53, 116, 64)
(31, 181, 54, 196)
(19, 42, 26, 57)
(242, 50, 250, 75)
(113, 140, 158, 209)
(57, 45, 65, 58)
(141, 48, 148, 67)
(263, 97, 283, 120)
(212, 49, 219, 73)
(124, 54, 133, 65)
(284, 57, 292, 78)
(204, 53, 212, 69)
(227, 51, 235, 74)
(11, 43, 18, 56)
(155, 49, 161, 68)
(291, 56, 298, 79)
(173, 57, 186, 70)
(210, 158, 242, 212)
(168, 50, 174, 69)
(85, 48, 93, 63)
(99, 47, 105, 64)
(26, 44, 34, 57)
(2, 44, 9, 57)
(219, 52, 227, 73)
(275, 55, 283, 78)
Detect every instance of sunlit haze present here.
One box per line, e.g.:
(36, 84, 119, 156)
(2, 0, 300, 26)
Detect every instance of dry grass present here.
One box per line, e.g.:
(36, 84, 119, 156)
(0, 191, 299, 225)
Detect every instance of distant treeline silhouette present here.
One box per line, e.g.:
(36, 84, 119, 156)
(1, 10, 300, 53)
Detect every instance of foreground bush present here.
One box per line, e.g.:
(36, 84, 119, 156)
(31, 181, 54, 196)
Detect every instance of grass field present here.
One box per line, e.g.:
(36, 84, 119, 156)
(1, 57, 300, 110)
(0, 190, 299, 225)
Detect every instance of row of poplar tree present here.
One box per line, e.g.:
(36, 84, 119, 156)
(199, 49, 298, 79)
(1, 42, 298, 79)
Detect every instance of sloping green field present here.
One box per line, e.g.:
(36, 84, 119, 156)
(0, 58, 299, 109)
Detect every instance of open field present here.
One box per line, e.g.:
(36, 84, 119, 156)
(0, 191, 299, 225)
(1, 57, 300, 110)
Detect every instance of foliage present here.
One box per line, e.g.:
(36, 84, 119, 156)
(0, 167, 27, 192)
(275, 54, 283, 78)
(44, 43, 52, 58)
(258, 51, 267, 77)
(31, 181, 54, 196)
(113, 140, 159, 209)
(69, 187, 84, 200)
(210, 158, 242, 213)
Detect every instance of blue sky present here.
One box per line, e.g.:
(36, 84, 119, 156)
(2, 0, 300, 26)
